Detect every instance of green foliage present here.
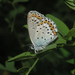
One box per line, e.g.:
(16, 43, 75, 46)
(64, 0, 75, 10)
(66, 59, 74, 64)
(64, 28, 75, 40)
(0, 61, 17, 72)
(23, 25, 28, 29)
(13, 0, 28, 3)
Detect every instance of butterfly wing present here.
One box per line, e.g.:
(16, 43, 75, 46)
(27, 11, 58, 52)
(27, 11, 42, 47)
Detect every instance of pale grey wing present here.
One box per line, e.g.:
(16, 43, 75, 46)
(27, 11, 42, 46)
(34, 17, 58, 48)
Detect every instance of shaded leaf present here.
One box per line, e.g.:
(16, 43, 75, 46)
(13, 0, 28, 3)
(46, 14, 69, 36)
(73, 21, 75, 28)
(17, 67, 29, 73)
(0, 61, 17, 72)
(60, 48, 70, 58)
(53, 51, 64, 59)
(71, 69, 75, 74)
(8, 5, 26, 19)
(66, 59, 74, 64)
(0, 64, 6, 70)
(5, 61, 17, 72)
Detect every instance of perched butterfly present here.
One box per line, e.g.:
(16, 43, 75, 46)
(27, 11, 58, 53)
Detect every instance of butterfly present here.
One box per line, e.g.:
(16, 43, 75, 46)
(27, 11, 58, 53)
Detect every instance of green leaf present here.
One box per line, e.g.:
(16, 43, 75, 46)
(55, 38, 66, 44)
(60, 48, 70, 58)
(71, 69, 75, 74)
(0, 64, 6, 70)
(36, 44, 57, 58)
(13, 0, 28, 3)
(0, 0, 1, 2)
(23, 25, 28, 29)
(55, 33, 66, 44)
(5, 61, 17, 72)
(17, 67, 29, 73)
(53, 51, 64, 59)
(0, 61, 17, 72)
(46, 14, 69, 36)
(64, 0, 75, 10)
(66, 59, 74, 64)
(73, 21, 75, 28)
(17, 5, 26, 14)
(8, 52, 35, 62)
(8, 5, 26, 19)
(64, 28, 75, 40)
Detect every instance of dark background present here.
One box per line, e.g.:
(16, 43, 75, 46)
(0, 0, 74, 75)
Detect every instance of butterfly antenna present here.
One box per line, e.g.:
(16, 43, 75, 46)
(22, 44, 31, 47)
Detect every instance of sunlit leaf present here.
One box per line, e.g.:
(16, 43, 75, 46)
(23, 25, 28, 29)
(46, 14, 69, 36)
(64, 0, 75, 10)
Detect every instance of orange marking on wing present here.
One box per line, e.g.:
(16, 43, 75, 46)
(32, 15, 35, 17)
(51, 25, 55, 30)
(29, 15, 42, 20)
(38, 22, 44, 26)
(37, 16, 42, 20)
(49, 24, 52, 27)
(53, 31, 56, 35)
(38, 23, 41, 26)
(29, 16, 32, 18)
(46, 21, 48, 23)
(41, 22, 43, 24)
(44, 21, 47, 23)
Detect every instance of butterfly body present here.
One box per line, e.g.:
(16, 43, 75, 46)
(27, 11, 58, 53)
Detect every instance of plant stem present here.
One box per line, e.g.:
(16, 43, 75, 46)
(11, 3, 17, 32)
(26, 58, 39, 75)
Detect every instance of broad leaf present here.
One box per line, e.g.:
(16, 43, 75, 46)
(64, 28, 75, 40)
(66, 59, 74, 64)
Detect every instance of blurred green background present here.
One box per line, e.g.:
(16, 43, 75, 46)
(0, 0, 74, 75)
